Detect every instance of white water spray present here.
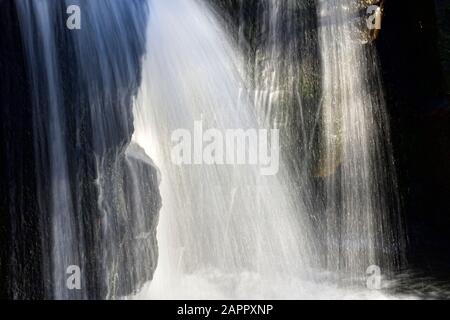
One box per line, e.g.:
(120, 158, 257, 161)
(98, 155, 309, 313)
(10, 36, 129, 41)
(133, 0, 316, 299)
(130, 0, 407, 299)
(317, 0, 404, 277)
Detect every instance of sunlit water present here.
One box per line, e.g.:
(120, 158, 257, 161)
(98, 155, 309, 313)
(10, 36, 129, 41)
(10, 0, 446, 300)
(132, 0, 319, 299)
(134, 271, 416, 300)
(130, 0, 412, 300)
(316, 0, 404, 278)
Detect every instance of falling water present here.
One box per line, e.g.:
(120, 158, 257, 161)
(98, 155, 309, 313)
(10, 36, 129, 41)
(14, 0, 157, 299)
(239, 0, 322, 257)
(228, 0, 403, 283)
(15, 0, 82, 299)
(132, 0, 407, 299)
(133, 0, 317, 299)
(12, 0, 406, 299)
(316, 0, 404, 278)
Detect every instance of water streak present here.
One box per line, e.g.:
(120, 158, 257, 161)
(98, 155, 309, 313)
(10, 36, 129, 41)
(316, 0, 404, 277)
(133, 0, 315, 299)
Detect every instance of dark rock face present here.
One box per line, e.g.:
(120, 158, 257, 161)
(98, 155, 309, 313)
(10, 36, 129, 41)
(0, 0, 160, 299)
(120, 143, 161, 297)
(208, 0, 322, 191)
(0, 0, 45, 299)
(376, 0, 450, 274)
(434, 0, 450, 93)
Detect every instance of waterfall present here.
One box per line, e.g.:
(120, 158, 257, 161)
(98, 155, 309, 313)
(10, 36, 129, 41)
(132, 0, 404, 299)
(8, 0, 406, 299)
(239, 0, 404, 281)
(133, 0, 316, 299)
(316, 0, 404, 278)
(241, 0, 322, 260)
(15, 0, 84, 299)
(14, 0, 158, 299)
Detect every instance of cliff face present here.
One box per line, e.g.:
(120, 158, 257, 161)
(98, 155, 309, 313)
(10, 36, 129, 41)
(0, 0, 160, 299)
(0, 0, 43, 299)
(434, 0, 450, 93)
(376, 0, 450, 271)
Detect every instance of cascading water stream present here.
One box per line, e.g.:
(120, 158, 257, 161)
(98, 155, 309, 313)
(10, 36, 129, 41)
(132, 0, 406, 299)
(241, 0, 322, 259)
(14, 0, 158, 299)
(316, 0, 404, 279)
(230, 0, 404, 284)
(133, 0, 316, 299)
(15, 1, 82, 299)
(11, 0, 406, 299)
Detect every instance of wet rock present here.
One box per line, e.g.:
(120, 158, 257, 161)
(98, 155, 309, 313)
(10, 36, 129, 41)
(0, 0, 161, 299)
